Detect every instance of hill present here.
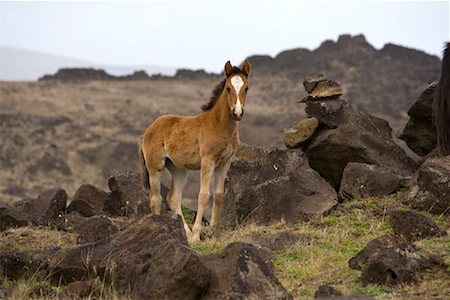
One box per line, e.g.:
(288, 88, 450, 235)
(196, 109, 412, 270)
(0, 47, 176, 81)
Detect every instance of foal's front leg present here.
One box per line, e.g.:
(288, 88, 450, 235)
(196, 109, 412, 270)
(191, 159, 215, 243)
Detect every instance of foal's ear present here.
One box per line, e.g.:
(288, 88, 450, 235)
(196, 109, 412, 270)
(241, 60, 251, 77)
(224, 61, 233, 77)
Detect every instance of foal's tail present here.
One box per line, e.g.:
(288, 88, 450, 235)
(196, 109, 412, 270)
(139, 136, 150, 190)
(433, 42, 450, 157)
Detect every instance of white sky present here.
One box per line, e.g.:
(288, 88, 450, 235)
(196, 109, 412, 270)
(1, 0, 449, 72)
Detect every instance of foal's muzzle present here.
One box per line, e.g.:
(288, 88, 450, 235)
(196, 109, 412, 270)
(232, 108, 244, 121)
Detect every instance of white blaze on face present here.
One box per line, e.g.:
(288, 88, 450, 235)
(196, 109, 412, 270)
(230, 75, 244, 116)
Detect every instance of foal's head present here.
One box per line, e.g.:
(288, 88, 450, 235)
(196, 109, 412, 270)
(224, 60, 251, 121)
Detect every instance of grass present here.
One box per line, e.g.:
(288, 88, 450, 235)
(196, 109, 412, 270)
(1, 192, 449, 299)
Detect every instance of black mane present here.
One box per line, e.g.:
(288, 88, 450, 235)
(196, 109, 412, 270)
(201, 67, 243, 111)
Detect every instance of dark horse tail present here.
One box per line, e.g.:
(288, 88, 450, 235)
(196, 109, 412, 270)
(139, 136, 150, 189)
(433, 42, 450, 156)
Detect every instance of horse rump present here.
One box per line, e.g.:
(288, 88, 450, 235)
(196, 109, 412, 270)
(433, 42, 450, 156)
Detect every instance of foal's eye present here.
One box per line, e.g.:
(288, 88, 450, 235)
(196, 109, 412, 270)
(245, 87, 249, 93)
(226, 87, 231, 93)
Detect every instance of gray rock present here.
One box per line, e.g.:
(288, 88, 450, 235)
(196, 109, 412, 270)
(339, 163, 404, 200)
(221, 144, 337, 228)
(76, 215, 119, 244)
(14, 188, 67, 226)
(305, 99, 343, 128)
(0, 202, 31, 231)
(67, 184, 110, 217)
(406, 156, 450, 215)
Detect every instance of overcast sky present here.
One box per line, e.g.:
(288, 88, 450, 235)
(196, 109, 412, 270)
(1, 0, 449, 72)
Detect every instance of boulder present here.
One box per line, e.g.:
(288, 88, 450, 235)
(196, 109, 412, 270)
(0, 202, 31, 231)
(67, 184, 110, 217)
(338, 163, 403, 200)
(0, 249, 54, 281)
(406, 156, 450, 216)
(200, 242, 292, 299)
(105, 171, 169, 216)
(221, 144, 338, 228)
(14, 188, 67, 226)
(76, 215, 119, 244)
(398, 83, 436, 156)
(314, 284, 343, 298)
(283, 117, 319, 149)
(303, 99, 417, 188)
(54, 212, 88, 232)
(305, 99, 343, 128)
(349, 235, 400, 271)
(359, 242, 442, 286)
(388, 210, 447, 241)
(49, 214, 211, 298)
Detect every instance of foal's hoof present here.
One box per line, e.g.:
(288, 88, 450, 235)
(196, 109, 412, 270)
(188, 235, 201, 244)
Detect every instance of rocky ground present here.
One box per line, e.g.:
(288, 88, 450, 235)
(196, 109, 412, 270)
(1, 74, 449, 299)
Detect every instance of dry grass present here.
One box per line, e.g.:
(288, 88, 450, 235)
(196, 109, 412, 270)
(0, 226, 77, 253)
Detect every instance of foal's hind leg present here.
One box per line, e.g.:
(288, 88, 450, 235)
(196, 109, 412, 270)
(149, 170, 163, 214)
(210, 160, 231, 232)
(166, 161, 192, 239)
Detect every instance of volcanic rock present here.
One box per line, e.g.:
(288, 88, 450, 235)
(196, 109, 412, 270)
(349, 235, 401, 271)
(0, 249, 54, 281)
(406, 156, 450, 215)
(283, 117, 319, 149)
(305, 99, 343, 128)
(221, 144, 338, 228)
(388, 209, 447, 242)
(67, 184, 110, 217)
(338, 163, 403, 200)
(398, 83, 437, 156)
(54, 212, 88, 232)
(359, 242, 441, 286)
(49, 214, 210, 298)
(0, 202, 31, 231)
(303, 98, 417, 188)
(14, 188, 67, 226)
(76, 215, 119, 244)
(200, 242, 292, 299)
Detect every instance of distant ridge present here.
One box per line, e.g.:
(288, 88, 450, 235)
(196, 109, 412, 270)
(245, 34, 441, 122)
(0, 47, 176, 81)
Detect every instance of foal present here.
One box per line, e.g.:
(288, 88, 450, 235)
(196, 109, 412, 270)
(139, 60, 251, 243)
